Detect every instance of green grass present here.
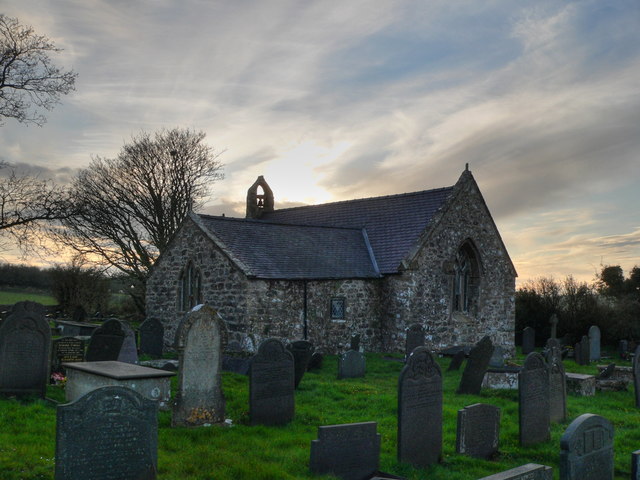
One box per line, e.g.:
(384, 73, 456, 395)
(0, 351, 638, 479)
(0, 288, 57, 306)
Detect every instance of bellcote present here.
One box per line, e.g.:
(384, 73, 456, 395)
(246, 175, 274, 219)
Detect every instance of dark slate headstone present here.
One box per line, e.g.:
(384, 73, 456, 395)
(85, 319, 125, 362)
(397, 347, 442, 467)
(573, 340, 581, 364)
(405, 324, 424, 359)
(456, 403, 500, 459)
(310, 421, 380, 480)
(478, 463, 553, 480)
(55, 385, 157, 480)
(350, 334, 361, 351)
(489, 346, 505, 368)
(598, 363, 616, 380)
(632, 450, 640, 480)
(619, 340, 629, 359)
(0, 301, 51, 397)
(457, 336, 494, 395)
(139, 318, 164, 358)
(172, 305, 227, 427)
(250, 338, 295, 426)
(588, 325, 600, 362)
(51, 337, 85, 375)
(633, 345, 640, 408)
(338, 349, 366, 379)
(448, 349, 466, 371)
(307, 351, 324, 371)
(560, 413, 614, 480)
(518, 352, 550, 446)
(522, 327, 535, 354)
(546, 340, 567, 423)
(580, 335, 590, 365)
(286, 340, 313, 389)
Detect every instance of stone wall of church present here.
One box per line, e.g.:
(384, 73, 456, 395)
(378, 172, 516, 355)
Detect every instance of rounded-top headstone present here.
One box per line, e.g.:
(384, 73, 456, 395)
(560, 413, 614, 480)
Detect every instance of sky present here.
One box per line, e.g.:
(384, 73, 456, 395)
(1, 0, 639, 285)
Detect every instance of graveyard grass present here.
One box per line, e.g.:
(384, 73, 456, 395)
(1, 351, 639, 479)
(0, 289, 57, 306)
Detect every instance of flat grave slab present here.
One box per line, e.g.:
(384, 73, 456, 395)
(55, 320, 100, 337)
(565, 372, 595, 396)
(482, 368, 520, 390)
(478, 463, 552, 479)
(64, 361, 175, 410)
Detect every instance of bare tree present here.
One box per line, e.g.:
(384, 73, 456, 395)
(0, 14, 77, 126)
(54, 128, 224, 312)
(0, 162, 72, 254)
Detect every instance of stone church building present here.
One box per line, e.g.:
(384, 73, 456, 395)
(146, 167, 517, 354)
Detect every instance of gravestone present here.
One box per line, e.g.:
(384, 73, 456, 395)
(350, 334, 361, 351)
(85, 319, 125, 362)
(172, 305, 227, 427)
(522, 327, 535, 354)
(619, 340, 629, 359)
(71, 305, 87, 323)
(456, 403, 500, 459)
(310, 421, 380, 480)
(550, 314, 558, 339)
(633, 345, 640, 408)
(0, 301, 51, 397)
(598, 363, 616, 379)
(338, 349, 366, 379)
(518, 352, 550, 446)
(546, 338, 567, 423)
(448, 349, 466, 371)
(55, 385, 157, 480)
(559, 413, 614, 480)
(489, 346, 505, 368)
(478, 463, 552, 480)
(574, 340, 582, 365)
(580, 335, 590, 365)
(51, 337, 85, 375)
(118, 320, 138, 364)
(286, 340, 313, 388)
(588, 326, 600, 362)
(457, 336, 494, 395)
(405, 324, 424, 359)
(139, 318, 164, 358)
(307, 351, 323, 371)
(632, 450, 640, 480)
(250, 338, 295, 426)
(397, 347, 442, 467)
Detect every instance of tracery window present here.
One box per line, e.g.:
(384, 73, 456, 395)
(179, 261, 202, 311)
(453, 242, 481, 313)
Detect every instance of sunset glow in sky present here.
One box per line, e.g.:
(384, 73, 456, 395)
(1, 1, 639, 284)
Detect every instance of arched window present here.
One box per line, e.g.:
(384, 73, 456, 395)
(178, 261, 202, 311)
(453, 242, 481, 313)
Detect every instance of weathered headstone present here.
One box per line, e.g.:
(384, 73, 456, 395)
(633, 345, 640, 408)
(580, 335, 590, 365)
(546, 340, 567, 423)
(478, 463, 552, 480)
(397, 347, 442, 467)
(139, 318, 164, 358)
(456, 403, 500, 459)
(619, 340, 629, 359)
(338, 349, 366, 379)
(307, 351, 323, 371)
(0, 301, 51, 397)
(250, 338, 295, 426)
(448, 349, 466, 371)
(598, 363, 616, 380)
(457, 336, 494, 395)
(632, 450, 640, 480)
(559, 413, 614, 480)
(550, 314, 558, 339)
(519, 352, 550, 446)
(286, 340, 313, 388)
(310, 421, 380, 480)
(588, 325, 600, 362)
(522, 327, 535, 354)
(118, 320, 138, 364)
(574, 340, 582, 365)
(489, 346, 505, 368)
(172, 305, 227, 427)
(405, 324, 424, 359)
(85, 319, 125, 362)
(51, 337, 85, 375)
(55, 385, 157, 480)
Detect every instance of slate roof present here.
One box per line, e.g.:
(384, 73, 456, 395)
(259, 186, 455, 274)
(196, 215, 381, 279)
